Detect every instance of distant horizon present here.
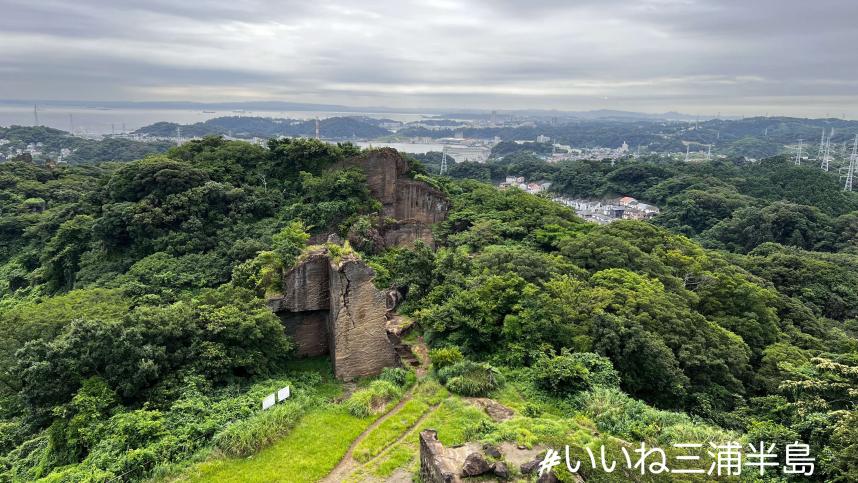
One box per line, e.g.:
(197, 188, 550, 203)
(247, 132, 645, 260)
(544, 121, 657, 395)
(3, 99, 857, 122)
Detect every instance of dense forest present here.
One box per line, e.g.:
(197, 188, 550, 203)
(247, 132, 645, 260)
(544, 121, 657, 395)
(0, 137, 856, 481)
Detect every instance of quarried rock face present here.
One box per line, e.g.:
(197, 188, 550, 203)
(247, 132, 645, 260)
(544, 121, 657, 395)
(278, 311, 329, 357)
(382, 219, 436, 248)
(328, 257, 398, 380)
(268, 149, 449, 380)
(269, 248, 398, 381)
(336, 148, 449, 246)
(275, 250, 329, 312)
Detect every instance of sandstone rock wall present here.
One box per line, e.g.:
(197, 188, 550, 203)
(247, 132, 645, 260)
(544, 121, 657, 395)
(382, 220, 435, 248)
(394, 179, 448, 224)
(328, 257, 398, 380)
(279, 311, 329, 357)
(269, 249, 399, 381)
(277, 251, 329, 312)
(336, 148, 449, 230)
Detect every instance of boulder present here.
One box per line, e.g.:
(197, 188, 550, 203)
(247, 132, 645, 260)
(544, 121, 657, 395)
(493, 461, 510, 480)
(521, 456, 542, 475)
(461, 452, 494, 477)
(537, 471, 560, 483)
(483, 443, 502, 459)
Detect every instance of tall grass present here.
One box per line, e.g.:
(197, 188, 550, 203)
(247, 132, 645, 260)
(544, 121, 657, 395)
(212, 400, 308, 457)
(344, 380, 403, 417)
(577, 387, 735, 445)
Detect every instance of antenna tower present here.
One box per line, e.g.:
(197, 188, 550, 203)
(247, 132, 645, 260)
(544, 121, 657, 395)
(315, 118, 320, 140)
(33, 105, 38, 126)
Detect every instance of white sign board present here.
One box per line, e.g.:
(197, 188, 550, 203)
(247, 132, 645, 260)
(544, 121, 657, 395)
(277, 386, 291, 402)
(262, 393, 276, 410)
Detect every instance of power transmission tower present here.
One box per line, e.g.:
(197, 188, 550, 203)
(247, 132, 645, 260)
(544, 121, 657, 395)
(315, 118, 320, 140)
(821, 129, 834, 172)
(795, 139, 803, 165)
(817, 129, 826, 160)
(845, 135, 858, 192)
(440, 146, 449, 175)
(684, 144, 690, 162)
(707, 144, 712, 161)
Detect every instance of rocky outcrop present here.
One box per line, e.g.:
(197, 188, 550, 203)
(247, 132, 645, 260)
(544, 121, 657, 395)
(336, 148, 448, 246)
(328, 256, 398, 380)
(382, 219, 436, 248)
(420, 430, 458, 483)
(461, 452, 493, 477)
(268, 248, 397, 380)
(271, 250, 329, 312)
(268, 149, 448, 379)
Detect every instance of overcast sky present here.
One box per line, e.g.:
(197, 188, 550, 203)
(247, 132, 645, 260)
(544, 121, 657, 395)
(1, 0, 857, 117)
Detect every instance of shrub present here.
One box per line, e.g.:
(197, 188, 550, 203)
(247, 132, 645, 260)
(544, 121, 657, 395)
(378, 367, 415, 389)
(429, 346, 464, 370)
(532, 351, 620, 396)
(344, 380, 403, 417)
(437, 361, 504, 397)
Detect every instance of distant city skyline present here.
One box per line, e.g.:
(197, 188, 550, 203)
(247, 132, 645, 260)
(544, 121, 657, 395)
(1, 0, 857, 118)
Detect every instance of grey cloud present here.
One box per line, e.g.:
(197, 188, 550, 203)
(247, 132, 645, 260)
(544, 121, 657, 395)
(0, 0, 856, 116)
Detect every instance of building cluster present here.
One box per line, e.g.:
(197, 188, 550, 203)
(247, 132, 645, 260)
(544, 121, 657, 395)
(499, 176, 552, 194)
(547, 141, 630, 163)
(0, 138, 79, 164)
(552, 195, 659, 224)
(0, 139, 46, 162)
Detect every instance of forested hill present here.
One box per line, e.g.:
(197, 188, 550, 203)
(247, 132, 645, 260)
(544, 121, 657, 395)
(0, 137, 856, 481)
(134, 116, 392, 140)
(0, 126, 173, 163)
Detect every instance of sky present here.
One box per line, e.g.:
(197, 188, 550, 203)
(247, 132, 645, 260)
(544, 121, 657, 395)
(1, 0, 857, 117)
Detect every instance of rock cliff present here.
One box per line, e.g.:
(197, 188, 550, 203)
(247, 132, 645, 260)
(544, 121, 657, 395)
(268, 249, 398, 380)
(269, 148, 448, 379)
(336, 148, 449, 242)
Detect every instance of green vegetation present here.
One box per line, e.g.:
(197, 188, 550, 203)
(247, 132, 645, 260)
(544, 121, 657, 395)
(0, 126, 173, 164)
(344, 380, 404, 418)
(0, 134, 856, 481)
(180, 406, 374, 483)
(437, 360, 505, 397)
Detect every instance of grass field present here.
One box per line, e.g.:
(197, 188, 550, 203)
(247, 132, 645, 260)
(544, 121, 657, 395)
(177, 406, 376, 483)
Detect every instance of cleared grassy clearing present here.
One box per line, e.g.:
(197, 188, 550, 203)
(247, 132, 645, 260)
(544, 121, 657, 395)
(179, 406, 374, 483)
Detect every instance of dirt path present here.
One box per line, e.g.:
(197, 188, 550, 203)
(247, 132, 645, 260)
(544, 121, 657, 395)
(362, 403, 440, 469)
(321, 392, 414, 483)
(321, 395, 439, 483)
